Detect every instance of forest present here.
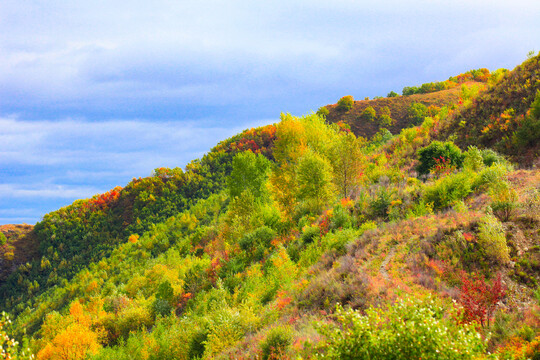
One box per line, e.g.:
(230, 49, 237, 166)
(0, 53, 539, 359)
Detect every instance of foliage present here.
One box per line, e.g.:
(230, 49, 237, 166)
(360, 106, 376, 122)
(387, 91, 399, 97)
(317, 106, 330, 117)
(318, 295, 487, 359)
(459, 272, 506, 327)
(337, 96, 354, 111)
(423, 171, 473, 210)
(477, 210, 510, 264)
(227, 151, 271, 201)
(407, 102, 428, 125)
(0, 232, 6, 246)
(260, 326, 292, 360)
(417, 141, 464, 176)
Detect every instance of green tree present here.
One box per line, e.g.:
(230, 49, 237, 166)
(331, 133, 364, 198)
(296, 150, 335, 213)
(387, 91, 399, 97)
(227, 151, 271, 201)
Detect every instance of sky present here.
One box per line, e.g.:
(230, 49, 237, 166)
(1, 0, 539, 224)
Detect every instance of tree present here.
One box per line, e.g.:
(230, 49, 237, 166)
(387, 91, 399, 97)
(227, 151, 271, 201)
(296, 150, 335, 213)
(331, 133, 364, 198)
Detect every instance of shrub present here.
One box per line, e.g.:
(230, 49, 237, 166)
(361, 106, 376, 122)
(477, 210, 510, 264)
(319, 295, 487, 359)
(317, 106, 329, 117)
(490, 181, 518, 222)
(459, 272, 506, 327)
(240, 226, 276, 251)
(417, 141, 464, 176)
(463, 146, 484, 171)
(423, 171, 472, 210)
(378, 114, 393, 127)
(151, 298, 172, 318)
(260, 326, 293, 360)
(513, 90, 540, 148)
(407, 102, 428, 125)
(301, 225, 320, 244)
(330, 205, 352, 230)
(387, 91, 399, 97)
(369, 188, 392, 220)
(480, 148, 504, 167)
(337, 95, 354, 111)
(473, 164, 507, 192)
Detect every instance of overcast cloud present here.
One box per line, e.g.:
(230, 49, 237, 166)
(1, 0, 539, 223)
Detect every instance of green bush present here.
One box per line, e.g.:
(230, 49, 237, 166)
(337, 95, 354, 111)
(317, 106, 330, 117)
(301, 225, 320, 244)
(260, 326, 293, 360)
(463, 146, 484, 171)
(513, 90, 540, 148)
(318, 295, 487, 360)
(478, 210, 510, 264)
(480, 148, 504, 167)
(423, 171, 473, 210)
(330, 205, 352, 230)
(378, 114, 393, 127)
(417, 141, 464, 176)
(0, 232, 6, 246)
(369, 188, 392, 220)
(387, 91, 399, 97)
(151, 298, 173, 318)
(407, 102, 428, 125)
(361, 106, 376, 122)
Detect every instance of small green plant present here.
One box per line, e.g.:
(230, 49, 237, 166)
(463, 146, 484, 171)
(260, 326, 293, 360)
(337, 95, 354, 111)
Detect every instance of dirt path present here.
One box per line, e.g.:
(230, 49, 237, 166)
(379, 247, 396, 281)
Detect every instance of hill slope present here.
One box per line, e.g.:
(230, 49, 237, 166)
(324, 81, 483, 138)
(1, 56, 539, 360)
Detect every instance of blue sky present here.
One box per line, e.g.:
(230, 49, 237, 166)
(1, 0, 539, 224)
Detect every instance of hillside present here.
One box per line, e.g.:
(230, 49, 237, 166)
(324, 82, 479, 138)
(438, 55, 540, 164)
(1, 55, 540, 360)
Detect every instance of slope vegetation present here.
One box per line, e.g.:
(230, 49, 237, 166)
(1, 56, 539, 360)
